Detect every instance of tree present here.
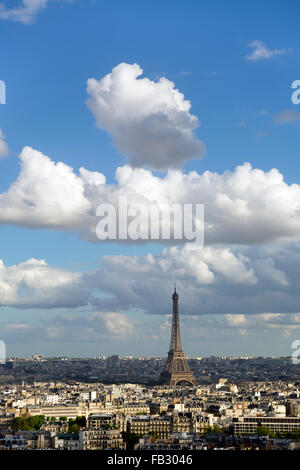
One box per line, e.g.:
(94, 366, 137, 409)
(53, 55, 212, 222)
(59, 416, 68, 422)
(203, 425, 222, 435)
(257, 425, 274, 437)
(13, 415, 45, 431)
(75, 416, 86, 427)
(293, 428, 300, 439)
(102, 423, 112, 430)
(68, 423, 79, 433)
(13, 417, 31, 431)
(211, 425, 222, 434)
(67, 416, 86, 430)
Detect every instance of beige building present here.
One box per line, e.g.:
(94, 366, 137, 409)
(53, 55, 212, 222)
(193, 415, 212, 434)
(234, 416, 300, 434)
(79, 428, 126, 450)
(172, 412, 193, 434)
(286, 401, 300, 417)
(41, 421, 69, 435)
(149, 416, 172, 439)
(27, 405, 86, 419)
(128, 416, 151, 436)
(127, 413, 209, 439)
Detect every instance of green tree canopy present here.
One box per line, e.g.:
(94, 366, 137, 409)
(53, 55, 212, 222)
(13, 415, 45, 431)
(257, 425, 274, 437)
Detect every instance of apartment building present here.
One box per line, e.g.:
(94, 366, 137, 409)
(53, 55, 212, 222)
(27, 404, 86, 419)
(233, 416, 300, 434)
(79, 428, 126, 450)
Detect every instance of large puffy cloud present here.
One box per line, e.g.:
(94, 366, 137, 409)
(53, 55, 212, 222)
(84, 240, 300, 317)
(86, 63, 205, 170)
(0, 146, 95, 230)
(116, 163, 300, 245)
(1, 146, 300, 246)
(113, 163, 300, 244)
(0, 246, 255, 310)
(2, 241, 300, 315)
(0, 257, 85, 308)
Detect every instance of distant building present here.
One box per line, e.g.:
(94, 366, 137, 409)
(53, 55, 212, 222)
(45, 395, 59, 405)
(79, 391, 97, 402)
(41, 420, 69, 435)
(286, 401, 300, 417)
(27, 404, 85, 419)
(106, 355, 120, 369)
(88, 413, 127, 432)
(53, 433, 80, 450)
(0, 435, 28, 450)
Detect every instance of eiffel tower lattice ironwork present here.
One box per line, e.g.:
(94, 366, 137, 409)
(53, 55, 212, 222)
(159, 288, 197, 386)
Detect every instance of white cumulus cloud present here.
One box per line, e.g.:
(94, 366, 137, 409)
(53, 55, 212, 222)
(245, 40, 290, 62)
(1, 147, 300, 246)
(2, 240, 300, 316)
(0, 257, 85, 308)
(86, 63, 205, 170)
(0, 146, 93, 229)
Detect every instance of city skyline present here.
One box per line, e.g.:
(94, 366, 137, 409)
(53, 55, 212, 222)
(0, 1, 300, 358)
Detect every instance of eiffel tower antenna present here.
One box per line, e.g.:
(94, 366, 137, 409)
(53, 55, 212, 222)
(159, 287, 197, 387)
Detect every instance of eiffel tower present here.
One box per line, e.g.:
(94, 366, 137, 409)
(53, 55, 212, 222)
(159, 287, 197, 386)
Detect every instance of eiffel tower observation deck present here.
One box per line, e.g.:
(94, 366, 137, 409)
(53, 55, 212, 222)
(159, 288, 197, 387)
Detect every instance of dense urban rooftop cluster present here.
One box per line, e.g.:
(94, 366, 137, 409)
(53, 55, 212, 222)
(0, 355, 300, 450)
(0, 355, 299, 385)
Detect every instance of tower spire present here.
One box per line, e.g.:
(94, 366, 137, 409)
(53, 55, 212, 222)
(159, 288, 197, 387)
(170, 286, 182, 352)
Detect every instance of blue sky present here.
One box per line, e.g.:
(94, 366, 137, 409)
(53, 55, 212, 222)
(0, 0, 300, 358)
